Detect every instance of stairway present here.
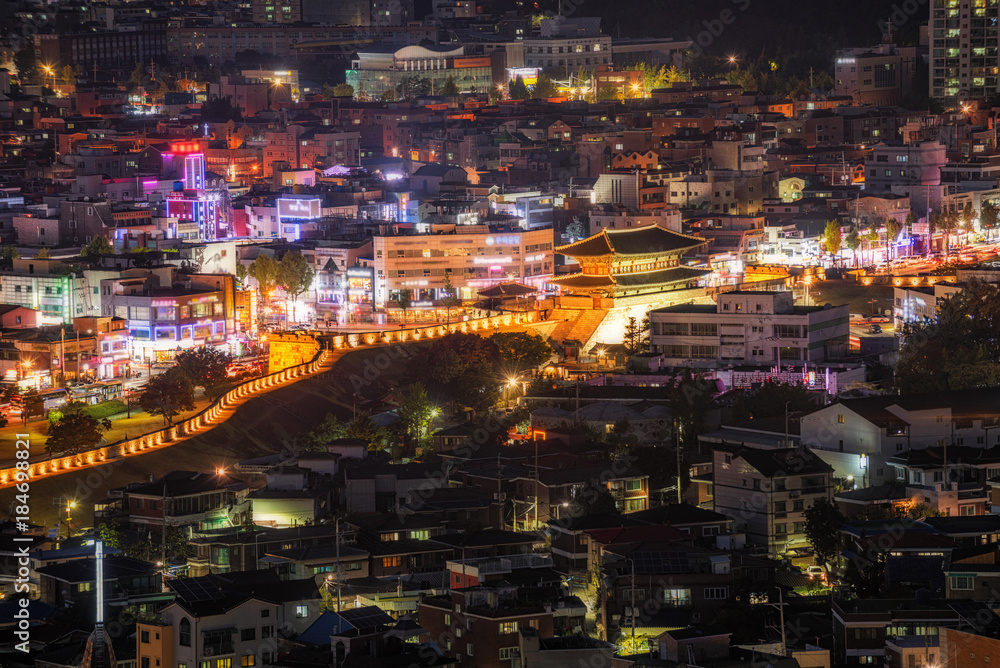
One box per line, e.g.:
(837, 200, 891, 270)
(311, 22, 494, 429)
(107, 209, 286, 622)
(547, 308, 609, 352)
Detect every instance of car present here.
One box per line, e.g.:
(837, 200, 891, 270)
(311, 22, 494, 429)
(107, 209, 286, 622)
(806, 566, 826, 580)
(869, 324, 883, 334)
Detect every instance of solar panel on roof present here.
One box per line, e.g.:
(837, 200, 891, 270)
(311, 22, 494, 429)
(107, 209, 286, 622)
(169, 577, 225, 603)
(340, 606, 393, 630)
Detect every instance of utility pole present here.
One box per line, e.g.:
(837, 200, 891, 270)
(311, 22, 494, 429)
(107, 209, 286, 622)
(766, 588, 787, 656)
(675, 420, 682, 504)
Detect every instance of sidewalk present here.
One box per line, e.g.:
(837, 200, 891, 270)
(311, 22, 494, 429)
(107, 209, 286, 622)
(0, 398, 211, 466)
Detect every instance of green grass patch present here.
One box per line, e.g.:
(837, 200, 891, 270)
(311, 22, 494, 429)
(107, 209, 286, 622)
(81, 400, 129, 420)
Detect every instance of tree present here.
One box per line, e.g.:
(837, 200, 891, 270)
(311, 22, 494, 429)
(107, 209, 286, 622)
(885, 216, 903, 260)
(46, 412, 112, 456)
(333, 83, 354, 98)
(248, 254, 281, 305)
(35, 247, 51, 259)
(532, 74, 557, 99)
(824, 220, 842, 261)
(278, 252, 315, 321)
(804, 497, 845, 573)
(81, 235, 114, 259)
(488, 331, 552, 375)
(175, 347, 232, 390)
(941, 209, 958, 259)
(345, 413, 388, 450)
(844, 229, 860, 267)
(235, 264, 248, 289)
(441, 274, 461, 325)
(13, 47, 35, 80)
(732, 380, 817, 422)
(396, 382, 436, 452)
(597, 84, 621, 101)
(509, 76, 529, 100)
(896, 279, 1000, 393)
(60, 64, 81, 85)
(982, 201, 999, 240)
(622, 316, 648, 355)
(440, 76, 460, 95)
(667, 370, 716, 448)
(424, 333, 501, 411)
(397, 288, 412, 321)
(305, 413, 347, 450)
(199, 96, 242, 123)
(139, 369, 195, 426)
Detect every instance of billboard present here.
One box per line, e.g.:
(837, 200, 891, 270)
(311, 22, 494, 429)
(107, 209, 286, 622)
(507, 67, 539, 86)
(277, 198, 321, 221)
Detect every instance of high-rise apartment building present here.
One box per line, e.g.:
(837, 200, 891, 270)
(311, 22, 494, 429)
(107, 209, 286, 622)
(929, 0, 1000, 101)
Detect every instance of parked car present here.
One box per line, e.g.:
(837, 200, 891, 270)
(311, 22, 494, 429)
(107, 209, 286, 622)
(869, 324, 882, 334)
(806, 565, 826, 581)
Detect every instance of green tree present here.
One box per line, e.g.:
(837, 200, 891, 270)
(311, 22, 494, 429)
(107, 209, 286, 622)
(396, 382, 436, 453)
(941, 209, 959, 258)
(235, 264, 248, 289)
(981, 201, 999, 238)
(81, 235, 114, 259)
(804, 497, 846, 574)
(622, 316, 648, 355)
(824, 220, 842, 260)
(397, 288, 412, 321)
(46, 412, 112, 456)
(844, 229, 860, 267)
(60, 64, 81, 85)
(597, 84, 621, 101)
(440, 76, 460, 95)
(345, 413, 388, 450)
(885, 216, 904, 259)
(139, 368, 195, 426)
(841, 550, 886, 598)
(441, 274, 461, 325)
(175, 347, 232, 390)
(487, 331, 552, 375)
(424, 333, 501, 410)
(97, 521, 123, 548)
(35, 247, 51, 259)
(333, 83, 354, 98)
(532, 74, 557, 99)
(509, 76, 529, 100)
(896, 279, 1000, 392)
(305, 413, 347, 450)
(248, 254, 281, 305)
(278, 252, 315, 321)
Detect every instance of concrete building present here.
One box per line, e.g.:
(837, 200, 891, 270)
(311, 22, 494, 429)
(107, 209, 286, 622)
(648, 291, 850, 368)
(712, 445, 834, 555)
(930, 0, 1000, 101)
(371, 225, 554, 305)
(348, 44, 496, 98)
(864, 141, 947, 213)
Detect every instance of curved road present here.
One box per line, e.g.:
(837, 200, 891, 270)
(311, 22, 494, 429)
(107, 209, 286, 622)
(0, 345, 413, 530)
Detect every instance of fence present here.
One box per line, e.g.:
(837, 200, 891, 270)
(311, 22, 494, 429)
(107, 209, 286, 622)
(0, 349, 331, 489)
(325, 310, 540, 350)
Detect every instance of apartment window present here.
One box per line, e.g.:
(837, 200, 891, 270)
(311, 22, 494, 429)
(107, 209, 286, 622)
(837, 414, 845, 424)
(499, 648, 519, 660)
(241, 628, 255, 641)
(444, 613, 451, 625)
(240, 657, 255, 668)
(499, 621, 519, 634)
(467, 644, 474, 657)
(180, 619, 192, 646)
(952, 576, 974, 590)
(703, 587, 728, 599)
(690, 323, 718, 336)
(141, 631, 150, 644)
(260, 610, 270, 618)
(217, 660, 231, 668)
(776, 524, 787, 534)
(663, 588, 691, 606)
(774, 501, 787, 512)
(261, 626, 272, 639)
(142, 660, 150, 668)
(382, 556, 402, 568)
